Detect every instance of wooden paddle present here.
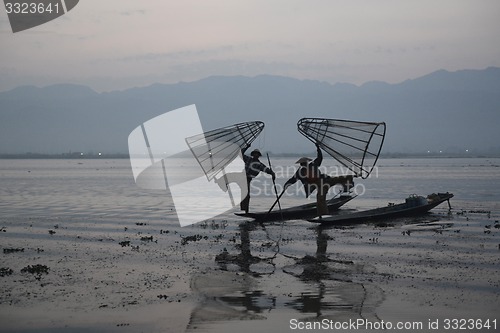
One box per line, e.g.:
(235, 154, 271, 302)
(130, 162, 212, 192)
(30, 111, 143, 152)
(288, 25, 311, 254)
(266, 153, 283, 220)
(267, 189, 286, 215)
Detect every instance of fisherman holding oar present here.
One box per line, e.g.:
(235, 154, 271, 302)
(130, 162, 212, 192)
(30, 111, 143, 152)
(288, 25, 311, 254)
(240, 147, 276, 214)
(215, 145, 275, 214)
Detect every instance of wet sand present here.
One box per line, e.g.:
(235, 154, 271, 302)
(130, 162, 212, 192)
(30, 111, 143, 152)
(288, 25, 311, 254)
(1, 197, 499, 332)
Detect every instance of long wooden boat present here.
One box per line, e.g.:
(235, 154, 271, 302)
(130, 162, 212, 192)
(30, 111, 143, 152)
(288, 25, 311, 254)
(235, 194, 356, 222)
(308, 192, 453, 224)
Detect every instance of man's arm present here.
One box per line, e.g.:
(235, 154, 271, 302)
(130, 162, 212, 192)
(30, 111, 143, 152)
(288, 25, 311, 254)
(264, 166, 276, 181)
(312, 144, 323, 166)
(283, 170, 299, 189)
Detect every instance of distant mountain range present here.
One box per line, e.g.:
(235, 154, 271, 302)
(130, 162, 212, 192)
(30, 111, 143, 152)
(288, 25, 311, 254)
(1, 67, 499, 156)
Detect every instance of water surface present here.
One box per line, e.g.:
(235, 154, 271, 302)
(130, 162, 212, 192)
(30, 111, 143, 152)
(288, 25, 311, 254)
(0, 158, 499, 332)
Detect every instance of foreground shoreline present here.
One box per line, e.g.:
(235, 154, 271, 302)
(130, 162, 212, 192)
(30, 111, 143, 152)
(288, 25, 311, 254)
(1, 201, 499, 332)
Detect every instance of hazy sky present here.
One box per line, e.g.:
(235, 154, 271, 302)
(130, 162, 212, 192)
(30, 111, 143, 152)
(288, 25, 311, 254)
(1, 0, 499, 92)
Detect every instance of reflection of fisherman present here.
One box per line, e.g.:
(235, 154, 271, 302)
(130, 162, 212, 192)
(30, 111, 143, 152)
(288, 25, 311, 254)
(283, 144, 354, 218)
(240, 148, 276, 213)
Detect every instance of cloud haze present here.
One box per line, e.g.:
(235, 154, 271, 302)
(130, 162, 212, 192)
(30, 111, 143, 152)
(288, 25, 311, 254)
(1, 0, 500, 92)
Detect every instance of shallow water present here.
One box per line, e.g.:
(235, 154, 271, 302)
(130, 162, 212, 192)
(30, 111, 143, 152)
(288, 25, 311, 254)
(0, 158, 499, 332)
(1, 157, 499, 216)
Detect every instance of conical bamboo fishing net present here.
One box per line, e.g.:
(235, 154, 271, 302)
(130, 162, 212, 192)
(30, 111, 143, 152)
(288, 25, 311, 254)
(297, 118, 386, 179)
(186, 121, 265, 181)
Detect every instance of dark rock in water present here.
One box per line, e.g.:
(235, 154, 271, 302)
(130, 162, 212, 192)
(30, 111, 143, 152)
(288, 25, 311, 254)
(0, 267, 13, 277)
(140, 236, 154, 242)
(3, 247, 24, 254)
(21, 264, 49, 275)
(21, 264, 49, 280)
(181, 234, 208, 245)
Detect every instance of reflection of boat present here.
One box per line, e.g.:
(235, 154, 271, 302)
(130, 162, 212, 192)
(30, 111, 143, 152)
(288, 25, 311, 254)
(187, 222, 384, 331)
(235, 194, 355, 222)
(309, 192, 453, 224)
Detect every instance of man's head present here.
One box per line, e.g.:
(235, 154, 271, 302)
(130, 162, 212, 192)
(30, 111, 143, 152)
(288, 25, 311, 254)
(250, 149, 262, 158)
(296, 157, 312, 167)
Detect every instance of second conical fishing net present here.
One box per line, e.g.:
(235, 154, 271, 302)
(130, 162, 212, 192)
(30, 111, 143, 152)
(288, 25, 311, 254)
(297, 118, 386, 179)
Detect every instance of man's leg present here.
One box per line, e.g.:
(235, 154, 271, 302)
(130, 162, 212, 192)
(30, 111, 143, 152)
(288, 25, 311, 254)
(240, 179, 251, 213)
(323, 175, 354, 194)
(316, 182, 329, 217)
(316, 175, 354, 217)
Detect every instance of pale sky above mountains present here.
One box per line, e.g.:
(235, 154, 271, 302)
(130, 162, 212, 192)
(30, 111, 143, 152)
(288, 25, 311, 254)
(1, 0, 500, 92)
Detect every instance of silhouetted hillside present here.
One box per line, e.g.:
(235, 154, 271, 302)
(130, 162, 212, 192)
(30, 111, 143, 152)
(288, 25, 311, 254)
(1, 67, 499, 155)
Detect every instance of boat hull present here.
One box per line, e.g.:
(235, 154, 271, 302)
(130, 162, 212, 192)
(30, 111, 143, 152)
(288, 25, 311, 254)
(235, 195, 355, 222)
(308, 193, 453, 224)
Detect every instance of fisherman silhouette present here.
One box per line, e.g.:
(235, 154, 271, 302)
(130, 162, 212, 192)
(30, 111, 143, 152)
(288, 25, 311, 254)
(283, 144, 354, 218)
(216, 147, 275, 213)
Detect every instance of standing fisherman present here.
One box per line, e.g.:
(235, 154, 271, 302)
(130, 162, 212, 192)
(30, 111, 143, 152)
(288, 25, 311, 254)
(241, 148, 276, 213)
(283, 144, 353, 218)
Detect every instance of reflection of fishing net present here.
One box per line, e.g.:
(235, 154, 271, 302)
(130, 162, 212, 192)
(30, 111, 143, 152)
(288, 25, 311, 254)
(298, 118, 386, 179)
(186, 121, 265, 181)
